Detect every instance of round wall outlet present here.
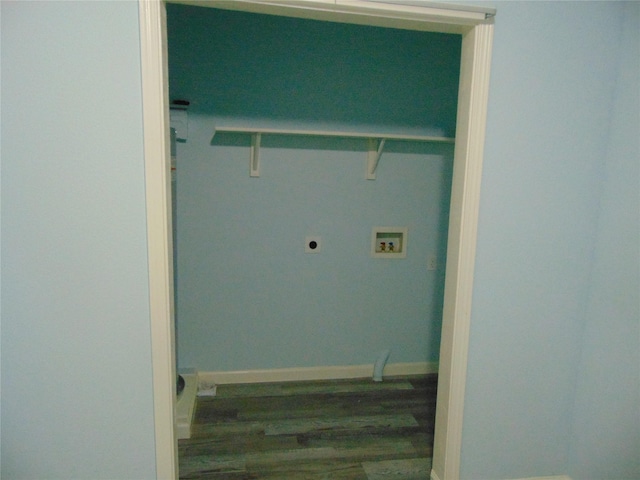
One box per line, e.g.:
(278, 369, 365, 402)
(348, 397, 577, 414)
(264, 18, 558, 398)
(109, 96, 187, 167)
(305, 236, 321, 253)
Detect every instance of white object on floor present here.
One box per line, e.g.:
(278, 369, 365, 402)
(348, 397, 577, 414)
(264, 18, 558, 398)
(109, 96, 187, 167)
(197, 380, 217, 397)
(176, 374, 197, 440)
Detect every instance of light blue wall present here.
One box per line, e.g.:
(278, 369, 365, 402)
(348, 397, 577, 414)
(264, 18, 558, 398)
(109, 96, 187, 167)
(168, 6, 461, 372)
(176, 119, 453, 371)
(568, 3, 640, 478)
(1, 2, 637, 479)
(1, 2, 157, 478)
(461, 2, 639, 479)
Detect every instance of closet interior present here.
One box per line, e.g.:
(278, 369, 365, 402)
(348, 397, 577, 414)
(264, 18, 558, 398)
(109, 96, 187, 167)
(166, 3, 461, 395)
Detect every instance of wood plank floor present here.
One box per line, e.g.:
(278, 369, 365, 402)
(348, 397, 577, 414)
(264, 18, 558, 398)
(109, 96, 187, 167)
(179, 374, 437, 479)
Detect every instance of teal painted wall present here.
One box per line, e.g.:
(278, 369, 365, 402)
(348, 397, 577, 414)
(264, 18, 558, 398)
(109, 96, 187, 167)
(1, 2, 157, 477)
(167, 5, 461, 372)
(167, 5, 461, 137)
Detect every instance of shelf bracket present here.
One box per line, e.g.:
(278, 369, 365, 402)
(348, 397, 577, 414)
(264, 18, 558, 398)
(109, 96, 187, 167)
(250, 133, 261, 177)
(366, 138, 386, 180)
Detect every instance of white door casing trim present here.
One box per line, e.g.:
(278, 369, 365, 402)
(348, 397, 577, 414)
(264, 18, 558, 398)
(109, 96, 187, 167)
(138, 2, 494, 479)
(431, 21, 494, 480)
(138, 1, 178, 479)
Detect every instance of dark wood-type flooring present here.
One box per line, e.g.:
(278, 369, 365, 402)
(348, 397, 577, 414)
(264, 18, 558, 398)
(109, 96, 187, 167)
(178, 374, 437, 479)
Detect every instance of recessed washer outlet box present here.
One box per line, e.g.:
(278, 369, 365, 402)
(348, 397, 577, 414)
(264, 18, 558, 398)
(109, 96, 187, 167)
(371, 227, 407, 258)
(305, 236, 322, 253)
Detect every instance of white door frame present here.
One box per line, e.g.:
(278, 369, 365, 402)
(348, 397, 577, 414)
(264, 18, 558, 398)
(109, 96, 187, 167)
(138, 2, 494, 479)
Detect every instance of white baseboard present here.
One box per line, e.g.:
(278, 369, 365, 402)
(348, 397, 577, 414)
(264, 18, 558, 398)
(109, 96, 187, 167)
(508, 477, 572, 480)
(198, 361, 438, 386)
(432, 473, 571, 480)
(176, 373, 197, 439)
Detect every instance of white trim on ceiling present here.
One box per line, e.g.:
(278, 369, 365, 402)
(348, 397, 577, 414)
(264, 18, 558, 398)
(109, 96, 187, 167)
(168, 0, 495, 33)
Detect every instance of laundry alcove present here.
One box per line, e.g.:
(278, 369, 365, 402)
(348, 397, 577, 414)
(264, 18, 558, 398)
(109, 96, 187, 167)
(167, 3, 462, 381)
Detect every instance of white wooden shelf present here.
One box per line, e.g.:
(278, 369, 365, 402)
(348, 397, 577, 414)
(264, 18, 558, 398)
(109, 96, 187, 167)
(212, 126, 455, 179)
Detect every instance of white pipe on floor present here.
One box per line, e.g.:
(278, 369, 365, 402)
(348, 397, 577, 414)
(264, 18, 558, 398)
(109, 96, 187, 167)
(372, 349, 391, 382)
